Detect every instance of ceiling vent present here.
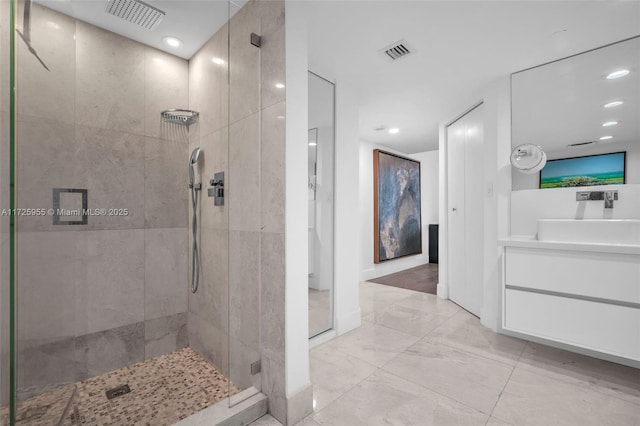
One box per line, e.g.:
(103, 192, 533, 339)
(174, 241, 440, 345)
(568, 141, 596, 148)
(105, 0, 166, 30)
(379, 40, 413, 61)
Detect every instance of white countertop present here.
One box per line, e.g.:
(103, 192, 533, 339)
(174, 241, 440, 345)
(499, 236, 640, 255)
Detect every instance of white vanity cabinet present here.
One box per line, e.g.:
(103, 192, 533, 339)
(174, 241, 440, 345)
(500, 240, 640, 363)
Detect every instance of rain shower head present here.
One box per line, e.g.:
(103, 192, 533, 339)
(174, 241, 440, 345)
(162, 109, 199, 127)
(105, 0, 165, 30)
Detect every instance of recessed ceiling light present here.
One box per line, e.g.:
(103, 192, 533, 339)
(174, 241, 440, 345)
(276, 115, 285, 120)
(603, 101, 623, 108)
(212, 57, 225, 65)
(163, 36, 182, 48)
(309, 142, 317, 146)
(389, 128, 399, 134)
(602, 121, 618, 127)
(606, 69, 630, 80)
(599, 136, 613, 140)
(275, 83, 285, 89)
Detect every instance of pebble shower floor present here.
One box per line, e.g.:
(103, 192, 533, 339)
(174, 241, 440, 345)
(1, 347, 239, 425)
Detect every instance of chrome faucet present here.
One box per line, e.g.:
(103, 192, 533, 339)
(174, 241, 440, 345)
(575, 190, 618, 209)
(604, 191, 617, 209)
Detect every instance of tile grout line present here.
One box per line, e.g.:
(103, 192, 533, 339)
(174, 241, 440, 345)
(377, 364, 494, 419)
(419, 337, 524, 370)
(484, 341, 529, 424)
(307, 350, 381, 420)
(512, 344, 640, 409)
(369, 319, 523, 419)
(379, 339, 512, 412)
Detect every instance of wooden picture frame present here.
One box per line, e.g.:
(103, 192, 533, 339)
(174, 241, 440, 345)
(373, 149, 422, 263)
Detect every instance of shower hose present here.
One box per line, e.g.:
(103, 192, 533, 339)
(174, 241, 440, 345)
(191, 183, 200, 293)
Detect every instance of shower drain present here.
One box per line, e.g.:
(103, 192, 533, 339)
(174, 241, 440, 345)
(105, 384, 131, 400)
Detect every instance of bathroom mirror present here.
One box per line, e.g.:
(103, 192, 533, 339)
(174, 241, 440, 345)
(511, 36, 640, 190)
(308, 72, 335, 338)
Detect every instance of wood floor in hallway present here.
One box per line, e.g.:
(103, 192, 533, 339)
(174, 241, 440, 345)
(368, 263, 438, 294)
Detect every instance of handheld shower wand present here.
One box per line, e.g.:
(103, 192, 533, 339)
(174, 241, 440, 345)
(189, 147, 202, 293)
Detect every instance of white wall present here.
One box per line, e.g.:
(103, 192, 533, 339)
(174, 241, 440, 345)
(332, 80, 362, 335)
(284, 0, 310, 399)
(511, 184, 640, 236)
(480, 78, 512, 331)
(413, 151, 440, 229)
(359, 143, 439, 281)
(438, 77, 512, 330)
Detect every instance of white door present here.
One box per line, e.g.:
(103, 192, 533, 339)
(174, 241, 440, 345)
(447, 104, 484, 316)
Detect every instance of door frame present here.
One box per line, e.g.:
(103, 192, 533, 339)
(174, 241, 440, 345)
(437, 100, 484, 304)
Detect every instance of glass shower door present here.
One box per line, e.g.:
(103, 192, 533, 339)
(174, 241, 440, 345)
(11, 0, 81, 423)
(1, 0, 280, 422)
(227, 0, 263, 406)
(1, 0, 13, 423)
(226, 0, 285, 408)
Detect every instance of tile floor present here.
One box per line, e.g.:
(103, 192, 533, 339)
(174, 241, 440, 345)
(252, 281, 640, 426)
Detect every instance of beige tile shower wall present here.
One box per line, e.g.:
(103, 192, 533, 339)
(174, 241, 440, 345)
(186, 2, 288, 420)
(14, 4, 189, 396)
(257, 0, 287, 421)
(187, 13, 230, 377)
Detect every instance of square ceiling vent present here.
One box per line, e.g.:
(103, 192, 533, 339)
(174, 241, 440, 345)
(379, 40, 414, 61)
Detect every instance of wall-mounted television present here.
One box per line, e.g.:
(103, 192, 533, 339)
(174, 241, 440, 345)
(539, 151, 626, 189)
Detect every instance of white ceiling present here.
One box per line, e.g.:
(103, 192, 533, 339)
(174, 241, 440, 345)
(30, 1, 640, 152)
(302, 1, 640, 154)
(512, 36, 639, 155)
(34, 0, 246, 59)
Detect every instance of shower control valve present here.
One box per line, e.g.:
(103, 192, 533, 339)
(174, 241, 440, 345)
(208, 172, 225, 206)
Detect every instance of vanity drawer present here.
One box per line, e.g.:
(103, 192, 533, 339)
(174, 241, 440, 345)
(505, 288, 640, 360)
(505, 247, 640, 304)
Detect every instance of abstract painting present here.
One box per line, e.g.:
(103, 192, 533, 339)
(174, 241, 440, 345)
(374, 150, 422, 263)
(540, 151, 626, 188)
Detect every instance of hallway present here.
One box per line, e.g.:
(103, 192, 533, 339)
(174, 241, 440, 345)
(368, 264, 439, 294)
(254, 282, 640, 425)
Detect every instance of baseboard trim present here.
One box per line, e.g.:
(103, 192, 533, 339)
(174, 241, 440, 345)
(336, 307, 361, 336)
(436, 282, 448, 299)
(286, 384, 314, 425)
(309, 330, 337, 349)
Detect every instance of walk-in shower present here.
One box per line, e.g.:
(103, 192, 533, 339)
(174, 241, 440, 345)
(189, 146, 202, 294)
(0, 0, 280, 423)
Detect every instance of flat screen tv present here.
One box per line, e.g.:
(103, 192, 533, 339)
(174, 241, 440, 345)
(539, 151, 626, 189)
